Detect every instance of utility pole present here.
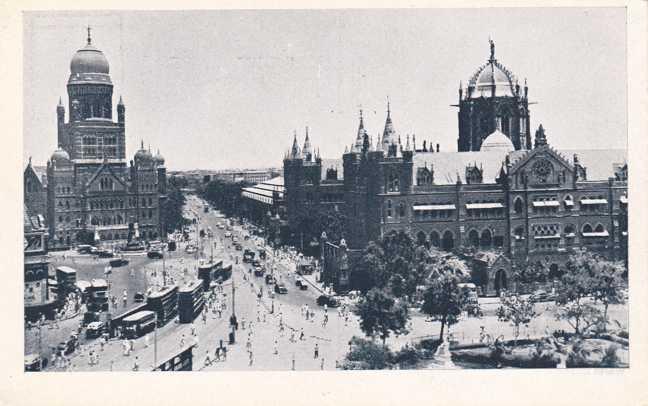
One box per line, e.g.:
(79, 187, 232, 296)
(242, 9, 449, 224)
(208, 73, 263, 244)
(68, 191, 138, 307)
(154, 312, 158, 369)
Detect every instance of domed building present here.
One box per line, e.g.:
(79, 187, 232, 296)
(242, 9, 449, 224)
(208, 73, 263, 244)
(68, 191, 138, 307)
(480, 129, 515, 152)
(456, 40, 531, 152)
(43, 29, 167, 249)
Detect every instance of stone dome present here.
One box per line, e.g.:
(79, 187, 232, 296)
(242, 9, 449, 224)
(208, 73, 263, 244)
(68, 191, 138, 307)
(70, 44, 110, 75)
(480, 130, 515, 152)
(154, 149, 165, 165)
(467, 41, 517, 99)
(135, 148, 153, 162)
(51, 147, 70, 162)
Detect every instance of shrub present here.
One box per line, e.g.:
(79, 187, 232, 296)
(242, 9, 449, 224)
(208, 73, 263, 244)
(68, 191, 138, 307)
(345, 336, 393, 370)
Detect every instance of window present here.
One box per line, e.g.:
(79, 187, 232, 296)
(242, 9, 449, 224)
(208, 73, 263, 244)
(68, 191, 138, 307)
(582, 224, 593, 234)
(513, 197, 523, 214)
(398, 203, 405, 218)
(386, 200, 393, 218)
(514, 226, 524, 240)
(387, 172, 400, 193)
(430, 231, 440, 248)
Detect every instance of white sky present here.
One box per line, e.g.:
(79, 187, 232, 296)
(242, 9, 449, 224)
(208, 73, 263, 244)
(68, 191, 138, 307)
(23, 9, 627, 171)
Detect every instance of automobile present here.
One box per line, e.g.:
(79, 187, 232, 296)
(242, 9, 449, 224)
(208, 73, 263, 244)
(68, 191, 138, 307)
(109, 258, 129, 267)
(185, 245, 197, 254)
(265, 274, 276, 285)
(530, 290, 549, 302)
(254, 267, 265, 277)
(232, 237, 239, 243)
(244, 235, 250, 241)
(147, 250, 164, 259)
(295, 279, 309, 290)
(85, 321, 107, 339)
(224, 231, 232, 238)
(133, 292, 145, 303)
(96, 249, 114, 258)
(57, 334, 79, 355)
(24, 354, 43, 371)
(235, 244, 243, 251)
(89, 246, 100, 255)
(316, 294, 340, 308)
(274, 283, 288, 294)
(77, 244, 93, 254)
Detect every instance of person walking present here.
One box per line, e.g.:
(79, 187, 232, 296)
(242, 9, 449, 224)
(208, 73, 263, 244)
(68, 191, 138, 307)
(299, 328, 305, 341)
(180, 334, 186, 348)
(144, 333, 150, 348)
(204, 350, 212, 367)
(314, 343, 319, 359)
(191, 322, 196, 336)
(273, 339, 279, 355)
(320, 358, 325, 370)
(248, 350, 254, 367)
(133, 356, 140, 371)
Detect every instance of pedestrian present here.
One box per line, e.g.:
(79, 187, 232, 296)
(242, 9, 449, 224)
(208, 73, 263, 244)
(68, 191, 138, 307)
(274, 339, 279, 355)
(314, 343, 319, 359)
(320, 358, 325, 370)
(180, 334, 186, 347)
(130, 339, 134, 352)
(133, 356, 140, 371)
(205, 350, 212, 367)
(191, 323, 196, 336)
(299, 328, 305, 341)
(248, 351, 254, 366)
(145, 334, 150, 348)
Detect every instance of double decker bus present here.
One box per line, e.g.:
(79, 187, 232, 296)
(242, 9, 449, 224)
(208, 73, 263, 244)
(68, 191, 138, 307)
(55, 266, 77, 299)
(122, 310, 156, 339)
(147, 285, 178, 326)
(215, 262, 232, 282)
(87, 278, 109, 312)
(178, 280, 205, 323)
(197, 260, 222, 291)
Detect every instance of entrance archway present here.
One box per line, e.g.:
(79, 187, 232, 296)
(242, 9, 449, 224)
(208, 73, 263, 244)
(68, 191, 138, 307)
(494, 269, 508, 295)
(468, 230, 479, 247)
(442, 231, 454, 251)
(548, 263, 562, 279)
(416, 231, 427, 247)
(480, 229, 492, 248)
(429, 231, 440, 248)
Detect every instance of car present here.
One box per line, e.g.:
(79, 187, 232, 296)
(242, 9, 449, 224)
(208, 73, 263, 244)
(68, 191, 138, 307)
(77, 244, 93, 254)
(252, 260, 261, 268)
(96, 249, 114, 258)
(274, 283, 288, 294)
(224, 231, 232, 238)
(530, 290, 549, 302)
(57, 334, 78, 355)
(133, 292, 145, 303)
(316, 294, 340, 308)
(24, 354, 43, 371)
(254, 267, 265, 277)
(109, 258, 129, 267)
(295, 280, 309, 290)
(235, 244, 243, 251)
(185, 245, 197, 254)
(147, 250, 164, 259)
(265, 274, 276, 285)
(232, 237, 239, 243)
(85, 321, 107, 339)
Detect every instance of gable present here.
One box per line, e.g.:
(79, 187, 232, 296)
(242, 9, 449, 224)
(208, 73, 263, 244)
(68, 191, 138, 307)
(508, 146, 575, 188)
(85, 164, 128, 193)
(24, 165, 43, 192)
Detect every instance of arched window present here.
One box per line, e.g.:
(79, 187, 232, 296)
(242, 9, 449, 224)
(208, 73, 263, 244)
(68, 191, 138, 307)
(430, 231, 440, 248)
(563, 195, 574, 211)
(148, 197, 153, 206)
(514, 226, 524, 239)
(416, 231, 427, 246)
(65, 201, 70, 210)
(442, 230, 454, 251)
(513, 197, 523, 214)
(386, 200, 393, 218)
(564, 224, 575, 237)
(480, 229, 492, 248)
(468, 230, 479, 247)
(398, 202, 405, 217)
(387, 172, 400, 193)
(582, 224, 593, 234)
(595, 224, 605, 233)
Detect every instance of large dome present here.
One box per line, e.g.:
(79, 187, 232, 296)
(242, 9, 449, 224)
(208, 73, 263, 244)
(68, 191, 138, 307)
(51, 147, 70, 162)
(480, 130, 515, 152)
(70, 44, 109, 75)
(466, 41, 517, 99)
(68, 33, 112, 85)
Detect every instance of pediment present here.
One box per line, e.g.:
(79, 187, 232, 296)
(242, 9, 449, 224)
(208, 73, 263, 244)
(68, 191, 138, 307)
(85, 164, 127, 193)
(508, 146, 575, 187)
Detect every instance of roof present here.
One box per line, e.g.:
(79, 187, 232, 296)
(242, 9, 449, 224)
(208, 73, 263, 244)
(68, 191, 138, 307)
(480, 130, 514, 152)
(560, 149, 627, 181)
(56, 266, 77, 274)
(242, 176, 285, 205)
(413, 150, 519, 185)
(123, 310, 155, 322)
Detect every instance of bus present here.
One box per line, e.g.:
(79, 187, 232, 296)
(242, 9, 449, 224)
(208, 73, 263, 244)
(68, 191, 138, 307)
(56, 266, 77, 298)
(87, 279, 109, 312)
(215, 262, 233, 282)
(147, 285, 178, 327)
(178, 280, 205, 323)
(122, 310, 156, 339)
(197, 260, 222, 291)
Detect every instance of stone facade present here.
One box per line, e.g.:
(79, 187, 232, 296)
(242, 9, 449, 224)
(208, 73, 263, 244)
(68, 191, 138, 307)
(39, 30, 167, 249)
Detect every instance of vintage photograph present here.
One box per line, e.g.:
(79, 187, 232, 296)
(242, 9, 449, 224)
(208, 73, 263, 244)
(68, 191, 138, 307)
(22, 9, 629, 372)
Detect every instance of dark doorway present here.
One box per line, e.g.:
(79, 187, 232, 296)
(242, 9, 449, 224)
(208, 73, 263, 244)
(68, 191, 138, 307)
(442, 231, 454, 251)
(494, 269, 507, 295)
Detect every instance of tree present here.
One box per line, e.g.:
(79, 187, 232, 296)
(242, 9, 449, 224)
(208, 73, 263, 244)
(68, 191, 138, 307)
(421, 273, 467, 341)
(161, 183, 190, 234)
(555, 249, 604, 336)
(343, 336, 393, 370)
(590, 259, 626, 332)
(355, 288, 410, 346)
(496, 292, 537, 345)
(352, 241, 387, 293)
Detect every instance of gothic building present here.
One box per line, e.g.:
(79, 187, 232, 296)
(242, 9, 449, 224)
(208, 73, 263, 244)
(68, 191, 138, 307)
(456, 40, 531, 151)
(283, 41, 628, 295)
(37, 29, 167, 249)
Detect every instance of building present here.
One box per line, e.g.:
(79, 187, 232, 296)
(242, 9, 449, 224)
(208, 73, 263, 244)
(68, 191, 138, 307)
(39, 29, 167, 249)
(240, 176, 287, 244)
(24, 205, 56, 321)
(283, 41, 628, 294)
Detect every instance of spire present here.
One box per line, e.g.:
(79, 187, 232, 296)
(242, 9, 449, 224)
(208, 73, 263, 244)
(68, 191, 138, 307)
(382, 98, 397, 151)
(87, 25, 92, 45)
(303, 126, 312, 160)
(405, 134, 411, 151)
(118, 95, 124, 105)
(58, 97, 63, 107)
(354, 109, 366, 153)
(140, 140, 144, 150)
(28, 156, 32, 166)
(534, 124, 547, 148)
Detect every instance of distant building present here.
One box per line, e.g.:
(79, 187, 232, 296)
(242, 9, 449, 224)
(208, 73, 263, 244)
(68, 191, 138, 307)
(24, 205, 55, 320)
(36, 29, 167, 249)
(283, 41, 628, 294)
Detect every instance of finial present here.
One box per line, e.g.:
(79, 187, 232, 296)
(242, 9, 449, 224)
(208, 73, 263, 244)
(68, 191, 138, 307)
(58, 97, 63, 106)
(305, 126, 309, 139)
(28, 156, 32, 166)
(386, 97, 391, 118)
(118, 95, 124, 105)
(489, 37, 495, 61)
(359, 108, 363, 125)
(87, 25, 92, 45)
(140, 140, 144, 150)
(524, 78, 528, 87)
(148, 144, 151, 152)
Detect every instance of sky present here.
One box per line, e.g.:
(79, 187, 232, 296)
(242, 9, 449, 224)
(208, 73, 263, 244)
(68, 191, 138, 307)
(23, 8, 627, 171)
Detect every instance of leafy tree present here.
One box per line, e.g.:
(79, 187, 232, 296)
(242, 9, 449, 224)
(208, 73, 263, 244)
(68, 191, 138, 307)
(351, 241, 387, 293)
(355, 288, 410, 346)
(343, 336, 393, 370)
(421, 273, 467, 341)
(496, 292, 537, 345)
(161, 182, 189, 233)
(555, 249, 606, 336)
(590, 259, 626, 332)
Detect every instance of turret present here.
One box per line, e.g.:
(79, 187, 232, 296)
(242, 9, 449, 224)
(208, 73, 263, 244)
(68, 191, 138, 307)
(57, 97, 65, 124)
(534, 124, 547, 148)
(117, 95, 125, 124)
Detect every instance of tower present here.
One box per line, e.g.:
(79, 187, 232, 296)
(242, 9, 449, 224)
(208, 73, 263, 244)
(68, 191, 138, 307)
(456, 40, 531, 152)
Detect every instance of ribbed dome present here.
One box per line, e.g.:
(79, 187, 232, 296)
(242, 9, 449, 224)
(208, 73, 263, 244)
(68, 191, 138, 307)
(135, 148, 153, 162)
(51, 148, 70, 162)
(154, 149, 165, 165)
(480, 130, 514, 152)
(466, 41, 517, 99)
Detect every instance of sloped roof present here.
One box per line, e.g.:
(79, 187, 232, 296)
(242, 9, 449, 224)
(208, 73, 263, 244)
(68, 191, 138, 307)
(413, 150, 521, 185)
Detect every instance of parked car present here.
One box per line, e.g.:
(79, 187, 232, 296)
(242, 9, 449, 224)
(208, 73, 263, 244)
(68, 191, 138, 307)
(185, 245, 197, 254)
(85, 321, 107, 339)
(147, 250, 164, 259)
(96, 249, 114, 258)
(254, 267, 265, 277)
(224, 231, 232, 238)
(252, 260, 261, 268)
(265, 274, 276, 285)
(77, 244, 93, 254)
(295, 280, 309, 290)
(274, 283, 288, 294)
(235, 244, 243, 251)
(133, 292, 145, 303)
(57, 334, 79, 355)
(530, 290, 549, 302)
(316, 294, 340, 308)
(24, 354, 43, 371)
(109, 258, 129, 267)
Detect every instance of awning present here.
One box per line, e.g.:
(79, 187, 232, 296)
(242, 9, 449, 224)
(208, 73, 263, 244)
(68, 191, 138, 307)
(413, 204, 456, 211)
(465, 202, 504, 210)
(620, 196, 628, 204)
(582, 231, 609, 237)
(580, 198, 608, 205)
(534, 234, 561, 240)
(564, 233, 576, 238)
(532, 201, 559, 207)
